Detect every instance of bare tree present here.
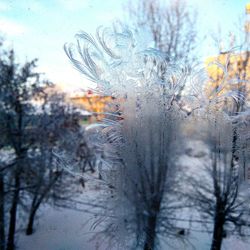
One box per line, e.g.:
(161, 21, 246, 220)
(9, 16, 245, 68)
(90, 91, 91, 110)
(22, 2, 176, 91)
(101, 100, 184, 250)
(65, 25, 193, 250)
(127, 0, 198, 64)
(184, 107, 250, 250)
(0, 41, 53, 249)
(24, 92, 84, 235)
(0, 43, 95, 249)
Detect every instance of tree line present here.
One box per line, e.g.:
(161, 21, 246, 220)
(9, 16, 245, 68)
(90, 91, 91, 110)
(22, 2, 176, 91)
(0, 39, 96, 250)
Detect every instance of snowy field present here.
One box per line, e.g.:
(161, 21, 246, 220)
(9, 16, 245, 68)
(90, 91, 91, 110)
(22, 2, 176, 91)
(17, 187, 107, 250)
(15, 140, 250, 250)
(17, 204, 250, 250)
(16, 201, 250, 250)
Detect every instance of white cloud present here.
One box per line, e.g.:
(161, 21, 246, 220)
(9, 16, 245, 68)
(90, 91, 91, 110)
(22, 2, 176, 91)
(0, 18, 28, 36)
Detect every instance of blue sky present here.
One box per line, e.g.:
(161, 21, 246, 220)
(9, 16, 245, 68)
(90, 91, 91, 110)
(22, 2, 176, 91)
(0, 0, 249, 93)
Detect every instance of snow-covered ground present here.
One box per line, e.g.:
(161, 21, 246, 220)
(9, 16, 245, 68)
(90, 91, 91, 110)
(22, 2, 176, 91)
(18, 205, 96, 250)
(173, 140, 250, 250)
(13, 140, 250, 249)
(17, 203, 250, 250)
(17, 187, 107, 250)
(17, 196, 250, 250)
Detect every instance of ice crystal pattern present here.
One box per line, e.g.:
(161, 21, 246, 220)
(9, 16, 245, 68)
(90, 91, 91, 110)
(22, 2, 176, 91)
(64, 25, 248, 249)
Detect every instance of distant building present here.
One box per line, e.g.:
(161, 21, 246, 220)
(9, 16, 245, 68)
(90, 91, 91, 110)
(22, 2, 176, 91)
(70, 89, 115, 123)
(205, 52, 250, 108)
(205, 4, 250, 110)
